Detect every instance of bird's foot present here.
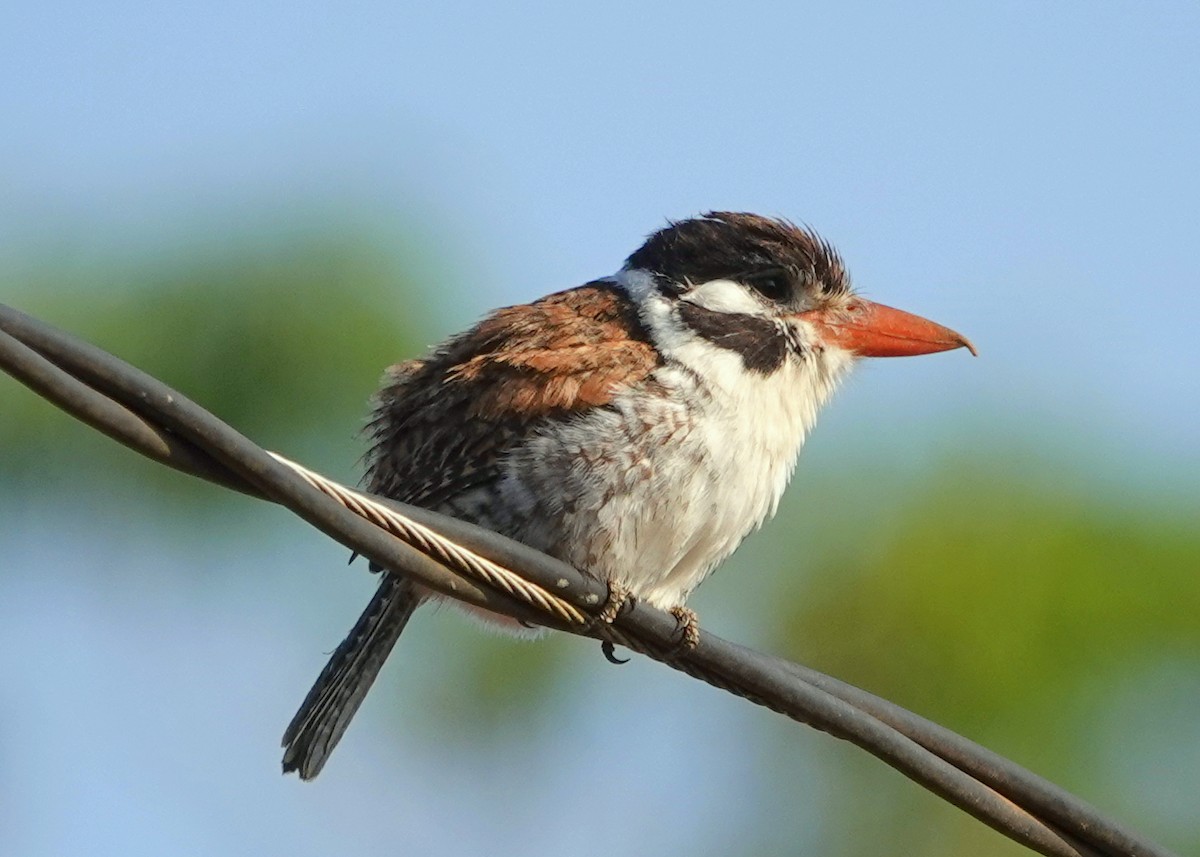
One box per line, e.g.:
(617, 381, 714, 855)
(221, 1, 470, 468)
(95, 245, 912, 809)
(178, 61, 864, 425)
(667, 606, 701, 656)
(595, 580, 634, 664)
(596, 579, 633, 624)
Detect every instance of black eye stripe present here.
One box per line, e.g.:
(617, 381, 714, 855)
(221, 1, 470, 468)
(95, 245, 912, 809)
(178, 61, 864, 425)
(676, 301, 788, 375)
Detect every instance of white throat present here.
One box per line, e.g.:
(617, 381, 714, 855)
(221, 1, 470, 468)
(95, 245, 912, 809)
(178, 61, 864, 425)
(614, 266, 855, 438)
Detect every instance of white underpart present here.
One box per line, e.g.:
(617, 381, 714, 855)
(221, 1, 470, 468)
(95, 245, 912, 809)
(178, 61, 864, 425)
(494, 268, 855, 610)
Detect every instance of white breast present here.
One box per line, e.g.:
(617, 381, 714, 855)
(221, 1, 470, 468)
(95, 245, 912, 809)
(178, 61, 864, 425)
(611, 345, 844, 606)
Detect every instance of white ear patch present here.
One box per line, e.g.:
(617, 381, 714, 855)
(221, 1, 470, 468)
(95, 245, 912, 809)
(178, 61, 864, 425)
(616, 268, 766, 317)
(684, 278, 766, 315)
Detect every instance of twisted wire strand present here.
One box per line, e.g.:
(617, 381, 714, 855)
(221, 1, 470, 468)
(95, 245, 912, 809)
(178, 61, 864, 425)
(268, 451, 594, 628)
(268, 453, 703, 662)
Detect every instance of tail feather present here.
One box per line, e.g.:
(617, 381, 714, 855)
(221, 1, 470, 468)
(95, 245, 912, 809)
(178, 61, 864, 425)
(282, 574, 421, 779)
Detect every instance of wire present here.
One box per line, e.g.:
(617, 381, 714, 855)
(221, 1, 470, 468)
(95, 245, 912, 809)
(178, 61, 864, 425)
(0, 302, 1178, 857)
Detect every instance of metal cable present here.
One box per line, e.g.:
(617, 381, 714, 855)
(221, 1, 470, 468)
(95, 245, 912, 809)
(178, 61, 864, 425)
(269, 451, 594, 627)
(0, 301, 1178, 857)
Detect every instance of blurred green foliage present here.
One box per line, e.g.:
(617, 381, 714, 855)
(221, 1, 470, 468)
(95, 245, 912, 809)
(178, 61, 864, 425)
(766, 463, 1200, 856)
(784, 466, 1199, 722)
(1, 229, 433, 499)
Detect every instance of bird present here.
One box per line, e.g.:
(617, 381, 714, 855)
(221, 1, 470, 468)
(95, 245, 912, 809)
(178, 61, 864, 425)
(281, 211, 975, 779)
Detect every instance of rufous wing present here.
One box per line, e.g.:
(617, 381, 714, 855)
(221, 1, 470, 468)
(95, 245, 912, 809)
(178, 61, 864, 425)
(365, 282, 661, 507)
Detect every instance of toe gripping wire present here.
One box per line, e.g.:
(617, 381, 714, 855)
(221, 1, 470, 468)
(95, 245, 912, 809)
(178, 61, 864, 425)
(0, 302, 1179, 857)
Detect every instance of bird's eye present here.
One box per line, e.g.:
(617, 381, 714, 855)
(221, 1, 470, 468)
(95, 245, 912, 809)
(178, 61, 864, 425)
(745, 268, 792, 302)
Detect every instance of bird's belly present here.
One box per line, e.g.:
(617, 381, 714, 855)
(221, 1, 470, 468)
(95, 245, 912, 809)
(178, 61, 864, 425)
(490, 382, 806, 609)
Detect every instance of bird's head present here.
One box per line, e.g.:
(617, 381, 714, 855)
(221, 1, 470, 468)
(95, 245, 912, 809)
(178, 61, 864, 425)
(617, 211, 975, 392)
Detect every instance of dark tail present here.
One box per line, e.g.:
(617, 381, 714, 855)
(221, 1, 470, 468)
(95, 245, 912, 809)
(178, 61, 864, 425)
(282, 574, 421, 779)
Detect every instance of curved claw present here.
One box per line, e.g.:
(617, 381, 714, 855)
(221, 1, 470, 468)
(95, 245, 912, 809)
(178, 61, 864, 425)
(601, 640, 630, 664)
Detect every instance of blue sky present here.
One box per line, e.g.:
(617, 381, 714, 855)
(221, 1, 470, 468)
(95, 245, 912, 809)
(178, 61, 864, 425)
(5, 2, 1198, 480)
(2, 3, 1198, 855)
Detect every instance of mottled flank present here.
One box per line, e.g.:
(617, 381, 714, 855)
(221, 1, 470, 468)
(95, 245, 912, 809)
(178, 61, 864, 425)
(627, 211, 850, 304)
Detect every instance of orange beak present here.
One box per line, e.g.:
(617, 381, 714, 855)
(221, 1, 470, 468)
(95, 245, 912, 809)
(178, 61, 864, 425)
(798, 300, 977, 358)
